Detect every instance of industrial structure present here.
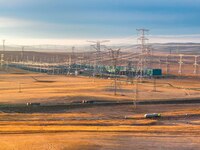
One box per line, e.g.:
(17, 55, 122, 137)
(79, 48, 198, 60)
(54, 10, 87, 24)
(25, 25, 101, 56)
(2, 30, 200, 79)
(4, 47, 200, 78)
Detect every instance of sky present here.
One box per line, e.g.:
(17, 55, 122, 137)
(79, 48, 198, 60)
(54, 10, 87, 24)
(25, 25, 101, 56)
(0, 0, 200, 45)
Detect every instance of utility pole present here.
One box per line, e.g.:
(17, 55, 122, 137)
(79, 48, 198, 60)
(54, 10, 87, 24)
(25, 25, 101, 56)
(1, 40, 5, 68)
(109, 48, 120, 96)
(21, 46, 25, 63)
(158, 57, 161, 69)
(166, 55, 170, 75)
(134, 78, 138, 109)
(136, 29, 150, 78)
(87, 40, 109, 77)
(178, 54, 183, 75)
(193, 56, 198, 75)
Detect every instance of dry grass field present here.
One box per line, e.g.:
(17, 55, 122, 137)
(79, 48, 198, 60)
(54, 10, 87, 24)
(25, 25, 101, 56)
(1, 71, 200, 104)
(1, 132, 199, 150)
(0, 104, 199, 150)
(0, 70, 200, 150)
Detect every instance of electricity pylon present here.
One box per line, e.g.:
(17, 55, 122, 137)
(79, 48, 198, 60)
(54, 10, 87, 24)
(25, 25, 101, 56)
(87, 40, 109, 77)
(67, 46, 75, 75)
(136, 29, 150, 78)
(109, 48, 120, 96)
(126, 61, 134, 83)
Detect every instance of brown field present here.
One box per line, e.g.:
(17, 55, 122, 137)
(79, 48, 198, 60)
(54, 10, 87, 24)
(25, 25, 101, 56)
(1, 132, 200, 150)
(0, 104, 199, 150)
(0, 71, 200, 150)
(1, 72, 200, 104)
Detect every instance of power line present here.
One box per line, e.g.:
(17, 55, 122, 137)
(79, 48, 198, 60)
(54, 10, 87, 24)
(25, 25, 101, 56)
(136, 28, 150, 78)
(108, 48, 120, 96)
(87, 40, 110, 77)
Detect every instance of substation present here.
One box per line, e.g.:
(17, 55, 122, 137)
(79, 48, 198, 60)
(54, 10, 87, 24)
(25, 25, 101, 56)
(0, 27, 200, 116)
(1, 29, 200, 80)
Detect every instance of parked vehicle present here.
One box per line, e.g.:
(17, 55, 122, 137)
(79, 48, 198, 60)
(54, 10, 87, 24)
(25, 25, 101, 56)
(144, 113, 161, 118)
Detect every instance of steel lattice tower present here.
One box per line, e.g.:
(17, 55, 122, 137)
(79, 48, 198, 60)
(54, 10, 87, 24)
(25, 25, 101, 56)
(136, 29, 150, 77)
(87, 40, 109, 76)
(109, 48, 120, 95)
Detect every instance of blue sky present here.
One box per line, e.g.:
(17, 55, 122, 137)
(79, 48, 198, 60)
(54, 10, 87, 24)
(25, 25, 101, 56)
(0, 0, 200, 45)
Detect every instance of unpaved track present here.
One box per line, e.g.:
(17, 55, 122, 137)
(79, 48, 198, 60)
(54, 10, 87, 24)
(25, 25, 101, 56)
(0, 98, 200, 113)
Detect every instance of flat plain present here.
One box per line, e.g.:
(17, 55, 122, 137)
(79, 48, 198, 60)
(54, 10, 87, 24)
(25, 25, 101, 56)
(0, 71, 200, 150)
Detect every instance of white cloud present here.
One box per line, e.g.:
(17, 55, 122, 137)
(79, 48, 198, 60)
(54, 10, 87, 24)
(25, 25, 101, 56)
(1, 35, 199, 47)
(0, 16, 66, 29)
(3, 38, 89, 46)
(0, 16, 199, 46)
(0, 17, 41, 27)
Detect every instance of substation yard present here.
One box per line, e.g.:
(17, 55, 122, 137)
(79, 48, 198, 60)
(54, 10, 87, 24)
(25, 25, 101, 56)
(0, 71, 200, 150)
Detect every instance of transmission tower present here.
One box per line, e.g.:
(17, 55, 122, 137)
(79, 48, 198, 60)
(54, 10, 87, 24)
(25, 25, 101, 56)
(87, 40, 109, 77)
(67, 47, 75, 75)
(109, 48, 120, 96)
(136, 29, 150, 77)
(126, 61, 133, 83)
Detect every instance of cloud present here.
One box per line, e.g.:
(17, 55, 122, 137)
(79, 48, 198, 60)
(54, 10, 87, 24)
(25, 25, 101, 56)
(1, 34, 200, 47)
(0, 17, 41, 27)
(0, 1, 199, 43)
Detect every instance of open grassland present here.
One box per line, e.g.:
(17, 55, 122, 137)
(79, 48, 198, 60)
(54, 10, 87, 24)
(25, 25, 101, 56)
(1, 72, 200, 104)
(0, 72, 200, 149)
(0, 132, 199, 150)
(0, 104, 199, 133)
(0, 104, 200, 150)
(0, 104, 199, 149)
(0, 125, 199, 134)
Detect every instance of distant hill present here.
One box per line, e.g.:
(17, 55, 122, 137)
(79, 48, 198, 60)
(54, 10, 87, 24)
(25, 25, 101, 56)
(151, 43, 200, 54)
(1, 43, 200, 54)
